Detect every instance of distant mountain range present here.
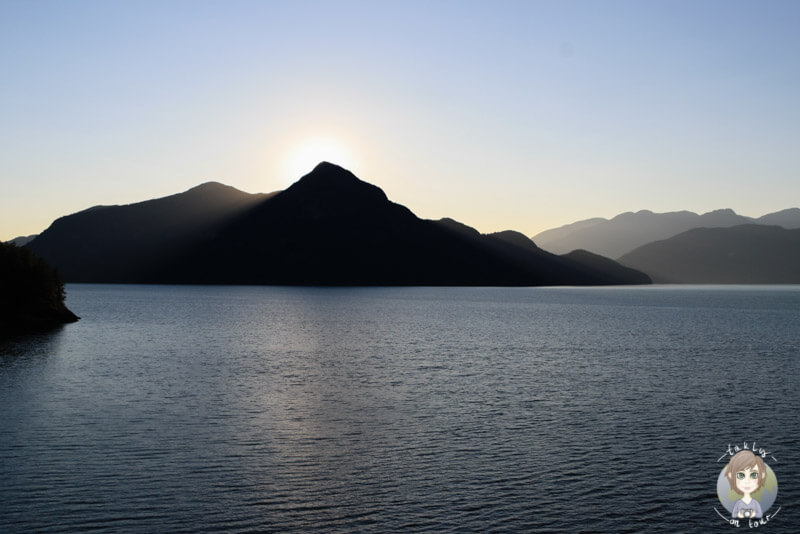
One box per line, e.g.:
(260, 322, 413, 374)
(533, 208, 800, 259)
(26, 163, 649, 286)
(618, 225, 800, 283)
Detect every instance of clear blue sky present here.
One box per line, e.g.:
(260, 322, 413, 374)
(2, 0, 799, 241)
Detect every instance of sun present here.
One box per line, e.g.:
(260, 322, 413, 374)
(283, 136, 358, 180)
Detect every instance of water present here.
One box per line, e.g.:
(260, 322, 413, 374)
(1, 285, 799, 533)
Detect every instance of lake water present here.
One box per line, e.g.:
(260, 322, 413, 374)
(1, 285, 799, 533)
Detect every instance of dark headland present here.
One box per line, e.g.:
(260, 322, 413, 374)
(0, 241, 79, 335)
(27, 162, 650, 286)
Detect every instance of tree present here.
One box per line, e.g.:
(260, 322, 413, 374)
(0, 241, 78, 333)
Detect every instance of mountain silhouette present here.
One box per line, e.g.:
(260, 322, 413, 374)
(28, 182, 275, 282)
(6, 235, 37, 247)
(617, 224, 800, 283)
(28, 162, 649, 286)
(533, 208, 800, 258)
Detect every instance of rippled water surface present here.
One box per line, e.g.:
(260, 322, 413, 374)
(1, 285, 799, 532)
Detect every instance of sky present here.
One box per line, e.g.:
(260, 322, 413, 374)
(2, 0, 799, 242)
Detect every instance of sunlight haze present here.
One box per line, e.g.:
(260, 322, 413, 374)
(2, 0, 799, 241)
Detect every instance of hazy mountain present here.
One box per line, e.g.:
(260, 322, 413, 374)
(7, 235, 38, 247)
(28, 182, 275, 282)
(529, 217, 606, 250)
(617, 224, 800, 283)
(28, 163, 649, 286)
(757, 208, 800, 228)
(533, 209, 755, 258)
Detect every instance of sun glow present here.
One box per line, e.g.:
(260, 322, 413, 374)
(283, 136, 359, 181)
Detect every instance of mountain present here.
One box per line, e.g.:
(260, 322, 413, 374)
(757, 208, 800, 228)
(7, 235, 38, 247)
(28, 182, 275, 282)
(162, 163, 649, 285)
(533, 208, 800, 259)
(0, 242, 79, 335)
(480, 230, 646, 283)
(560, 249, 654, 285)
(528, 217, 606, 251)
(617, 224, 800, 283)
(28, 163, 649, 286)
(533, 209, 755, 258)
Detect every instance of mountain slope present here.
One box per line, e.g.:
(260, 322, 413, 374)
(528, 217, 606, 251)
(27, 163, 649, 286)
(7, 235, 38, 247)
(561, 249, 653, 285)
(28, 182, 275, 282)
(758, 208, 800, 228)
(487, 231, 651, 285)
(617, 224, 800, 283)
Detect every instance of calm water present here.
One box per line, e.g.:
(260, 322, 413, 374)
(1, 285, 799, 533)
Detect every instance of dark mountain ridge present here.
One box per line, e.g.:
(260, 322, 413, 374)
(28, 182, 274, 282)
(6, 235, 38, 247)
(28, 163, 649, 286)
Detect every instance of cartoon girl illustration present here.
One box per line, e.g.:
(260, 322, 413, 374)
(725, 450, 767, 518)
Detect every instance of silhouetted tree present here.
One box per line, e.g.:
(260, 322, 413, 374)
(0, 242, 78, 333)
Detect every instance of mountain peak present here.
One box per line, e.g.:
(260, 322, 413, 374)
(299, 161, 361, 185)
(187, 180, 226, 190)
(184, 181, 244, 196)
(311, 160, 346, 173)
(702, 208, 738, 216)
(286, 162, 388, 205)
